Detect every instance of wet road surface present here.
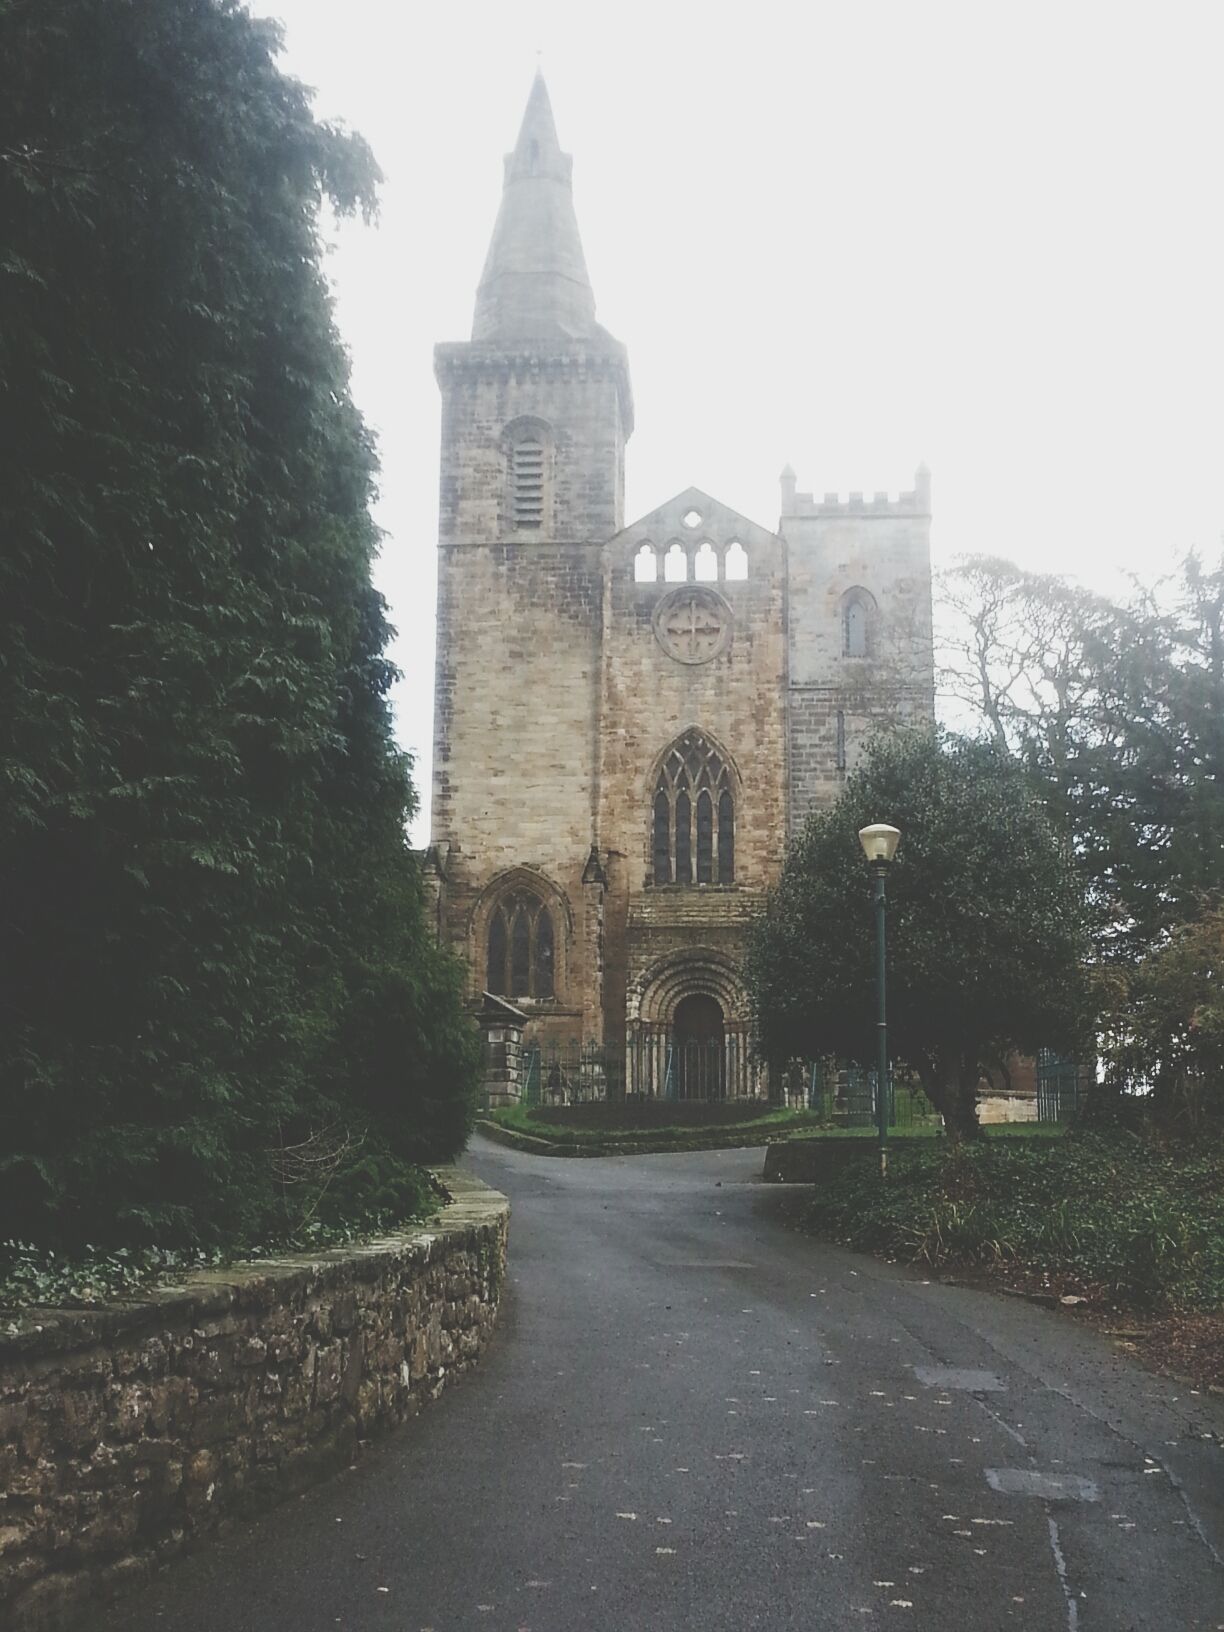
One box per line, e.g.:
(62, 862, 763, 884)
(102, 1136, 1224, 1630)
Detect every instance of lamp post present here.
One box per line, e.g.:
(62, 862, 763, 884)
(858, 823, 901, 1178)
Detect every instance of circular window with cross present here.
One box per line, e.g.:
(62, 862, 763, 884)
(652, 586, 733, 665)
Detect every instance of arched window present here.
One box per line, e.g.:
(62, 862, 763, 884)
(634, 543, 658, 582)
(718, 789, 734, 881)
(675, 789, 692, 884)
(664, 542, 688, 581)
(536, 909, 554, 998)
(725, 540, 749, 581)
(486, 892, 558, 1000)
(653, 790, 671, 884)
(487, 909, 506, 993)
(510, 903, 530, 997)
(694, 542, 718, 582)
(696, 789, 714, 883)
(842, 588, 875, 657)
(650, 730, 736, 886)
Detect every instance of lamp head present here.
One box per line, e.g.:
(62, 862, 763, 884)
(858, 823, 901, 865)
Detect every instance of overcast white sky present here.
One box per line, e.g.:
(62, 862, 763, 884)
(263, 0, 1223, 843)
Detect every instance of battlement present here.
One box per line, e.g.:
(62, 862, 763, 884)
(435, 339, 634, 431)
(779, 463, 931, 520)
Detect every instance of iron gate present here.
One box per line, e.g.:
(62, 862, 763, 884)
(629, 1022, 757, 1101)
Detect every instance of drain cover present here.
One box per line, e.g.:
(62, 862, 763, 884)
(986, 1468, 1100, 1502)
(912, 1366, 1006, 1392)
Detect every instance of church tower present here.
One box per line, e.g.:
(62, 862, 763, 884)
(431, 75, 631, 1047)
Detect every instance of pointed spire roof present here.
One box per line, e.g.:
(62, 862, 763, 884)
(471, 73, 599, 342)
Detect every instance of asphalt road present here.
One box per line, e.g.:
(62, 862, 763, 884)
(103, 1137, 1224, 1631)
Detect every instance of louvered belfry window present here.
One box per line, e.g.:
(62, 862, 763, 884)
(511, 439, 545, 529)
(650, 730, 735, 886)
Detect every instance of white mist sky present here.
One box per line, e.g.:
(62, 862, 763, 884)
(263, 0, 1223, 844)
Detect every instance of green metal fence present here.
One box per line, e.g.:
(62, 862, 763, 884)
(1036, 1049, 1082, 1122)
(630, 1022, 758, 1102)
(520, 1040, 625, 1108)
(787, 1058, 939, 1129)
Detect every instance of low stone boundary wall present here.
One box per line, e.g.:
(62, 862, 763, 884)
(0, 1168, 508, 1631)
(476, 1118, 783, 1158)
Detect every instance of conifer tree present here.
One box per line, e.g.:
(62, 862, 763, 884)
(0, 0, 480, 1248)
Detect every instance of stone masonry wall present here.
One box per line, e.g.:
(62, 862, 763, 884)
(431, 342, 630, 1049)
(0, 1171, 508, 1632)
(784, 475, 935, 833)
(432, 536, 603, 1041)
(600, 492, 790, 1034)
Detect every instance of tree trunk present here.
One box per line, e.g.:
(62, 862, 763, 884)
(918, 1051, 983, 1142)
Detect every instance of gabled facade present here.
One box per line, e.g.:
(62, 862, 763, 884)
(430, 75, 933, 1097)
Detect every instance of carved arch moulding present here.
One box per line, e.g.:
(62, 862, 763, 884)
(628, 947, 750, 1026)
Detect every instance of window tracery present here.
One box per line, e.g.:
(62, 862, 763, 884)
(486, 891, 555, 999)
(650, 730, 735, 886)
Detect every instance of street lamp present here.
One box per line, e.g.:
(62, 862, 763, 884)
(858, 823, 901, 1178)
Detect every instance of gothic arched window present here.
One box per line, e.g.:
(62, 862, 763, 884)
(486, 908, 506, 993)
(486, 892, 556, 999)
(675, 789, 692, 884)
(653, 790, 671, 884)
(650, 730, 736, 886)
(842, 587, 875, 658)
(696, 789, 714, 883)
(718, 789, 735, 881)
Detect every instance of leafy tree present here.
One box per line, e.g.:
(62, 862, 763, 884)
(937, 553, 1224, 961)
(1101, 907, 1224, 1129)
(747, 731, 1089, 1139)
(0, 0, 479, 1250)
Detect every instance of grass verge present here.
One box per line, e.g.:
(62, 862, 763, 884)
(806, 1129, 1224, 1316)
(0, 1169, 449, 1313)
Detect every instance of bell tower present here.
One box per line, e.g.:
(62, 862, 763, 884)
(433, 72, 632, 553)
(430, 74, 631, 1049)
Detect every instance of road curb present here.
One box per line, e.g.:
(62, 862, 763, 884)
(475, 1118, 779, 1159)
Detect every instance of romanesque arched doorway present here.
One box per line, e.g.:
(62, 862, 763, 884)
(673, 992, 725, 1101)
(628, 948, 758, 1101)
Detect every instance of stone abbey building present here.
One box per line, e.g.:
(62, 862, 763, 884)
(428, 75, 934, 1098)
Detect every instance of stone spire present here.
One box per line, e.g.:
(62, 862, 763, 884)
(471, 73, 598, 342)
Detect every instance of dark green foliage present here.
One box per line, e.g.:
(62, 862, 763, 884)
(0, 0, 480, 1252)
(1101, 907, 1224, 1129)
(747, 731, 1089, 1137)
(806, 1132, 1224, 1311)
(940, 554, 1224, 962)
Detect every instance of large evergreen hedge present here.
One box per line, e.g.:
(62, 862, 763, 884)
(0, 0, 480, 1250)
